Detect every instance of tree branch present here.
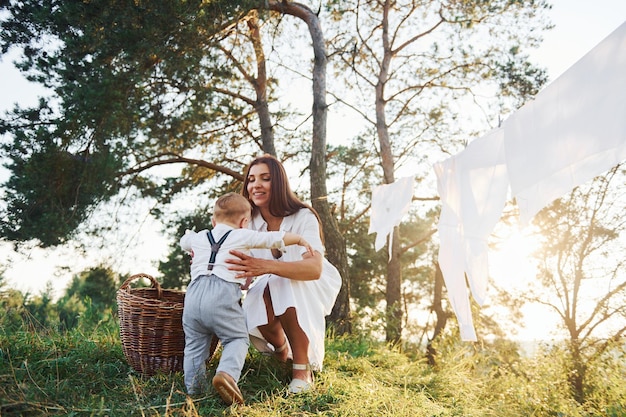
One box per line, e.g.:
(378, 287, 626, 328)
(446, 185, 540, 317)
(120, 154, 244, 181)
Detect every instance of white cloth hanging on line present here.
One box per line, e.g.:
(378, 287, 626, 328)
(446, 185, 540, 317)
(434, 20, 626, 341)
(368, 176, 415, 260)
(434, 128, 509, 341)
(505, 20, 626, 225)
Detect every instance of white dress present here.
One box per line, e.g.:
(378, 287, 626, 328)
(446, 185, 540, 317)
(242, 208, 342, 371)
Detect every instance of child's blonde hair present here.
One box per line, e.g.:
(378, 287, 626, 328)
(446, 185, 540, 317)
(213, 192, 252, 224)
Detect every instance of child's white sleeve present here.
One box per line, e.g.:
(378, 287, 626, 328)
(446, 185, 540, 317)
(180, 230, 194, 252)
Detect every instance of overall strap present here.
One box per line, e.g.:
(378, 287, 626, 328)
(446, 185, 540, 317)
(206, 230, 232, 271)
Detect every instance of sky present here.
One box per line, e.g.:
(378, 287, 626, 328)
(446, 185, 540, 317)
(1, 1, 626, 340)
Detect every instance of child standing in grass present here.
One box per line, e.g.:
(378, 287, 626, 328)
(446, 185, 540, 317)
(180, 192, 313, 405)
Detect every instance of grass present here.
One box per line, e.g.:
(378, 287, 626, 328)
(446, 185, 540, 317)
(1, 317, 625, 416)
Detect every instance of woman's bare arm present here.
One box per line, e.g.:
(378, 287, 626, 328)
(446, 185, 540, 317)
(226, 249, 322, 281)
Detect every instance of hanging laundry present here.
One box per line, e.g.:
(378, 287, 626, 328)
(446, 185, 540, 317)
(368, 176, 415, 260)
(505, 20, 626, 225)
(434, 21, 626, 341)
(434, 128, 509, 341)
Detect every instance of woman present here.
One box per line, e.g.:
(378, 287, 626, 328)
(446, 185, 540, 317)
(226, 154, 342, 393)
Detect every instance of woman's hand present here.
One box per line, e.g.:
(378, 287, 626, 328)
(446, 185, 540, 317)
(226, 250, 272, 279)
(298, 238, 315, 257)
(226, 249, 323, 281)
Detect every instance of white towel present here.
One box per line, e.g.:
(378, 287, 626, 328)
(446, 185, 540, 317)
(368, 176, 415, 260)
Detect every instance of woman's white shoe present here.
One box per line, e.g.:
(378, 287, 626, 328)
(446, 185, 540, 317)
(288, 363, 314, 394)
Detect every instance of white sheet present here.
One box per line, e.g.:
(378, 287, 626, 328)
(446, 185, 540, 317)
(434, 21, 626, 340)
(434, 128, 509, 341)
(505, 20, 626, 225)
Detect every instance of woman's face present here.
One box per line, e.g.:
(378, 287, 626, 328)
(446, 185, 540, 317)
(247, 163, 272, 208)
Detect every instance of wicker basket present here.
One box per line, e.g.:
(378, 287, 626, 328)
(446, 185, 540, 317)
(116, 273, 187, 376)
(117, 273, 220, 376)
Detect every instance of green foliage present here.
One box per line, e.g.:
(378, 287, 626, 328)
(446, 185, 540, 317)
(1, 139, 121, 246)
(56, 293, 87, 330)
(0, 276, 61, 332)
(0, 276, 29, 332)
(62, 266, 118, 309)
(23, 287, 59, 331)
(158, 207, 214, 289)
(495, 56, 549, 107)
(583, 341, 626, 415)
(55, 266, 119, 330)
(342, 207, 438, 338)
(0, 0, 268, 247)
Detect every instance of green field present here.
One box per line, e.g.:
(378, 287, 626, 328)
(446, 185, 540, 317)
(2, 313, 625, 417)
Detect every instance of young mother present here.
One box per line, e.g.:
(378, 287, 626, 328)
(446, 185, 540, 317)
(226, 154, 342, 393)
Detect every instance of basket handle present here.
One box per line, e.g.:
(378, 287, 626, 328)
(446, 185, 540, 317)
(118, 273, 163, 299)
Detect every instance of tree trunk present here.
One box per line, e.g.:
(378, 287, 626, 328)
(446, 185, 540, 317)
(247, 12, 277, 157)
(569, 340, 586, 404)
(385, 228, 402, 343)
(267, 1, 352, 333)
(426, 262, 449, 366)
(376, 0, 403, 344)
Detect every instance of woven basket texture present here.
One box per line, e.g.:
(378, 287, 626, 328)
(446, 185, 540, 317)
(116, 273, 186, 376)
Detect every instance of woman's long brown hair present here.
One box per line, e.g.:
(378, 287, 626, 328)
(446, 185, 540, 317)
(242, 154, 324, 242)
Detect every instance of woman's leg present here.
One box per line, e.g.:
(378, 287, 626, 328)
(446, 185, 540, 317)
(278, 307, 312, 383)
(257, 285, 289, 362)
(257, 286, 312, 384)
